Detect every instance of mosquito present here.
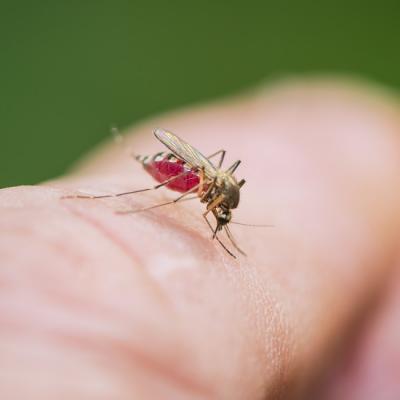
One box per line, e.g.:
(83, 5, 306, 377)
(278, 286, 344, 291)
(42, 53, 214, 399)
(63, 128, 268, 258)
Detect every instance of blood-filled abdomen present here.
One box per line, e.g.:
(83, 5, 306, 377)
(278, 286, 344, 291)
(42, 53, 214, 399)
(143, 156, 200, 193)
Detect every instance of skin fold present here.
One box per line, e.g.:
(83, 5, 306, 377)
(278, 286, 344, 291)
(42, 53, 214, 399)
(1, 79, 400, 399)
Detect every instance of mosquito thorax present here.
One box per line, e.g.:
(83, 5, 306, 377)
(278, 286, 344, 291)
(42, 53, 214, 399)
(215, 172, 241, 209)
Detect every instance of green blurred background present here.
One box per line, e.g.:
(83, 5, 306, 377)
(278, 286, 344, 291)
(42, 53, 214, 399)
(1, 1, 399, 188)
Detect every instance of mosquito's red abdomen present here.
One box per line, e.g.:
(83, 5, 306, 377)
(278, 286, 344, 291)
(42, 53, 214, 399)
(144, 156, 200, 193)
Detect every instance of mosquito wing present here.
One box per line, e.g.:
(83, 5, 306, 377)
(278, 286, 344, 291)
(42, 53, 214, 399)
(153, 128, 216, 177)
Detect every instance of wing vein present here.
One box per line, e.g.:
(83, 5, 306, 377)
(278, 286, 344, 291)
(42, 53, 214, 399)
(153, 128, 216, 177)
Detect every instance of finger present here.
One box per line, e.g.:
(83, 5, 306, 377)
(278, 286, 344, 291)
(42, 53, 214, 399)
(2, 79, 400, 399)
(317, 262, 400, 400)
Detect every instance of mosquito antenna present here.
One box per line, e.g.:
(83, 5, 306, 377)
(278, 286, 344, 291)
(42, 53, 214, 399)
(224, 225, 246, 256)
(231, 221, 274, 228)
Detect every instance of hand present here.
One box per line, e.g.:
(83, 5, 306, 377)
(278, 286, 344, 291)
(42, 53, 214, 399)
(1, 79, 400, 399)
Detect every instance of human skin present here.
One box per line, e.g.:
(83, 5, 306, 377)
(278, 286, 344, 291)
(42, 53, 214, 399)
(1, 80, 400, 399)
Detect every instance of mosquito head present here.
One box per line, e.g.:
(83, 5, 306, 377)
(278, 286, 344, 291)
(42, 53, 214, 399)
(216, 207, 232, 227)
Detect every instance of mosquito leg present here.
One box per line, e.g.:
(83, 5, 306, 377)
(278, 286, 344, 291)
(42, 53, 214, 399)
(206, 149, 226, 168)
(211, 208, 221, 239)
(226, 159, 241, 174)
(173, 195, 199, 203)
(202, 213, 236, 258)
(200, 178, 216, 204)
(203, 195, 225, 239)
(224, 225, 246, 256)
(205, 194, 225, 213)
(116, 184, 201, 215)
(61, 170, 192, 200)
(202, 194, 225, 240)
(206, 149, 224, 159)
(217, 151, 226, 168)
